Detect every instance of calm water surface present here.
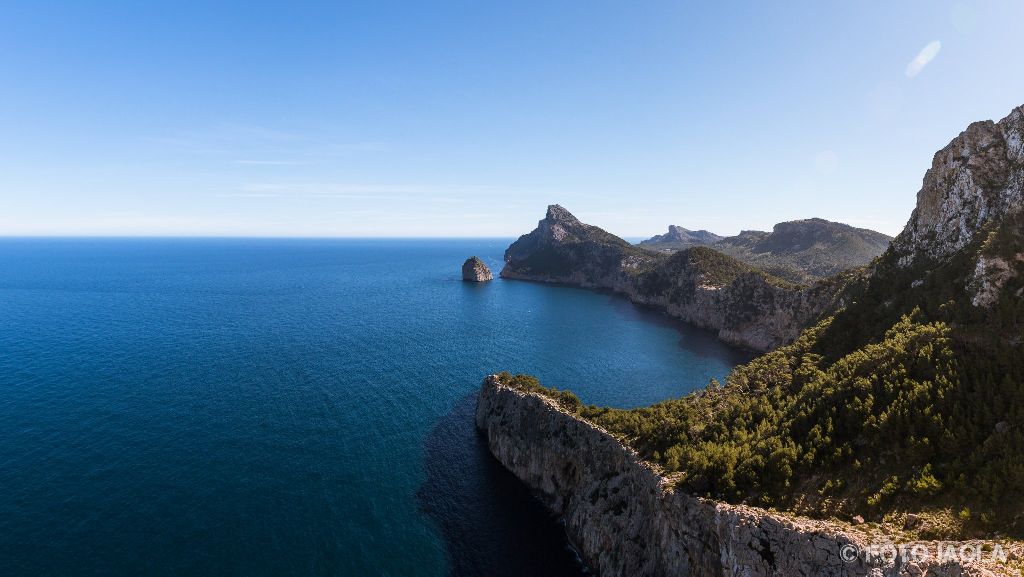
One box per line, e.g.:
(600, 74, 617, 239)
(0, 239, 750, 576)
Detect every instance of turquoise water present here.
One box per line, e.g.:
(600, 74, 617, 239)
(0, 239, 750, 576)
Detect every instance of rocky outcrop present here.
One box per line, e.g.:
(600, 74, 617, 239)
(501, 205, 852, 351)
(476, 375, 1012, 577)
(892, 105, 1024, 268)
(461, 256, 493, 282)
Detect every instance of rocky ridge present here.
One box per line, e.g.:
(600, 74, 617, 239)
(892, 106, 1024, 268)
(476, 375, 1015, 577)
(641, 218, 891, 283)
(640, 225, 723, 249)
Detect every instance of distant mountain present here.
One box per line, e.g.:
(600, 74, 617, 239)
(640, 218, 891, 284)
(639, 225, 722, 249)
(501, 205, 850, 351)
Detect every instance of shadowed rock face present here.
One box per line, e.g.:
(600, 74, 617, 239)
(462, 256, 493, 282)
(500, 205, 851, 351)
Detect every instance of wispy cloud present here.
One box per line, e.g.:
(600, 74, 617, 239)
(217, 183, 505, 199)
(233, 160, 311, 166)
(905, 40, 941, 78)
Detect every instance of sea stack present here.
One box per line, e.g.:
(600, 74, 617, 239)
(461, 256, 493, 282)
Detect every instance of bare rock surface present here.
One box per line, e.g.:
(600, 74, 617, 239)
(892, 106, 1024, 268)
(461, 256, 493, 282)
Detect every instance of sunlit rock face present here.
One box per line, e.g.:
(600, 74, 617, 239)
(892, 106, 1024, 268)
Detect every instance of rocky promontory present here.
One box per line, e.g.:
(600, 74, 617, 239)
(461, 256, 493, 282)
(500, 205, 852, 351)
(476, 375, 1013, 577)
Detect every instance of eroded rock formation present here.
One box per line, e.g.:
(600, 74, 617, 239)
(462, 256, 494, 282)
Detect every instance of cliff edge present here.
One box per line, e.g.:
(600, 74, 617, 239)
(476, 375, 1015, 577)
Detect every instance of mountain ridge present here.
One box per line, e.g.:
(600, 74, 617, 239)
(640, 217, 891, 284)
(501, 204, 854, 351)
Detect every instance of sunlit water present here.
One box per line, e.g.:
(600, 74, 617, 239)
(0, 238, 750, 576)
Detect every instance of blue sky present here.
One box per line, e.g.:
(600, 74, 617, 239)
(1, 1, 1022, 237)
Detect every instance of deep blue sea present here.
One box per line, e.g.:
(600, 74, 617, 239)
(0, 239, 750, 576)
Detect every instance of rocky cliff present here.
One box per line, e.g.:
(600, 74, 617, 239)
(476, 375, 1012, 577)
(886, 106, 1024, 311)
(892, 106, 1024, 268)
(501, 205, 853, 351)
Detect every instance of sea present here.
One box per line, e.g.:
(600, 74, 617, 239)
(0, 238, 751, 576)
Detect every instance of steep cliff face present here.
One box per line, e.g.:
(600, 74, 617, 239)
(892, 105, 1024, 270)
(501, 206, 852, 351)
(476, 376, 1010, 577)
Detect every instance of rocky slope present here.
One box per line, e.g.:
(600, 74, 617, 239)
(501, 205, 854, 351)
(641, 218, 891, 284)
(476, 375, 1015, 577)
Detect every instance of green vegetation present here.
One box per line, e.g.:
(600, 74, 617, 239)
(497, 215, 1024, 537)
(636, 245, 794, 304)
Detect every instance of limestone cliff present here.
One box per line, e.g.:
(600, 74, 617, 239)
(887, 105, 1024, 309)
(476, 375, 1014, 577)
(501, 205, 853, 351)
(892, 106, 1024, 268)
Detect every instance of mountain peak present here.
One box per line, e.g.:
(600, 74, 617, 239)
(545, 204, 582, 225)
(892, 104, 1024, 267)
(640, 225, 723, 247)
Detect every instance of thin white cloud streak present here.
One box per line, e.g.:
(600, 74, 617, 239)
(233, 160, 312, 166)
(905, 41, 941, 78)
(223, 183, 507, 198)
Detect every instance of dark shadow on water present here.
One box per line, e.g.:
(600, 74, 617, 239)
(496, 276, 756, 366)
(602, 294, 756, 366)
(417, 393, 590, 577)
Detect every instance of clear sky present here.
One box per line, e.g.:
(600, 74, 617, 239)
(1, 1, 1022, 238)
